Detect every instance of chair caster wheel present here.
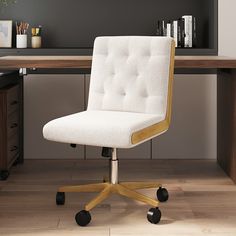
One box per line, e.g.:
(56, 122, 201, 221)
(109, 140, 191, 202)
(147, 207, 161, 224)
(157, 187, 169, 202)
(56, 192, 65, 205)
(75, 210, 91, 226)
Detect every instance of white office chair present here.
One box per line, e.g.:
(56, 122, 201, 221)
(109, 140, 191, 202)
(43, 36, 175, 226)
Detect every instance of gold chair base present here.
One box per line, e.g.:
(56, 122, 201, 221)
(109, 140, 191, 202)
(58, 181, 161, 211)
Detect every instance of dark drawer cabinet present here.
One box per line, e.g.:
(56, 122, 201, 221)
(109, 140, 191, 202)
(7, 111, 19, 138)
(6, 85, 20, 115)
(7, 135, 20, 164)
(0, 71, 23, 180)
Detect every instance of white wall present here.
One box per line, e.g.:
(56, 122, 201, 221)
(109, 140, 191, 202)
(219, 0, 236, 56)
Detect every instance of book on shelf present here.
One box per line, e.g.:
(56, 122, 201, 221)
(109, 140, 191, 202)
(166, 22, 171, 37)
(172, 20, 178, 47)
(182, 15, 196, 48)
(157, 20, 167, 36)
(157, 20, 162, 36)
(182, 15, 192, 47)
(193, 16, 197, 47)
(156, 15, 197, 48)
(178, 18, 185, 48)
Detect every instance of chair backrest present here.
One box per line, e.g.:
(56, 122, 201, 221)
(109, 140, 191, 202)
(88, 36, 175, 120)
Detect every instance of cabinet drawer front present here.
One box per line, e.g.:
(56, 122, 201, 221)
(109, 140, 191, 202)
(7, 135, 19, 164)
(7, 112, 19, 138)
(7, 85, 19, 115)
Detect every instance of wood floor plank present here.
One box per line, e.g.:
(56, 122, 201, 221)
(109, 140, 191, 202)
(0, 160, 236, 235)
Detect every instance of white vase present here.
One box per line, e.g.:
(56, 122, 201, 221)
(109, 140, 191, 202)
(16, 35, 27, 49)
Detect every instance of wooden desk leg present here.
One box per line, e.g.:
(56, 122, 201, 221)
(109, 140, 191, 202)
(217, 69, 236, 183)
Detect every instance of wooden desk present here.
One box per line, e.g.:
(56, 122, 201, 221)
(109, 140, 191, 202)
(1, 55, 236, 69)
(0, 55, 235, 183)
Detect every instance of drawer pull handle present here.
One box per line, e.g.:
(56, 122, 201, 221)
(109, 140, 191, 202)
(10, 146, 18, 152)
(10, 123, 18, 129)
(10, 101, 18, 105)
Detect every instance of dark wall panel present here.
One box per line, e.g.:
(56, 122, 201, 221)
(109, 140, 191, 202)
(1, 0, 217, 48)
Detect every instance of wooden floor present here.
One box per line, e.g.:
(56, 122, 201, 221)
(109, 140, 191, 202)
(0, 159, 236, 236)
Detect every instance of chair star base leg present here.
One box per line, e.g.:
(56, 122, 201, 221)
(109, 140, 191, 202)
(120, 181, 162, 190)
(57, 149, 166, 225)
(57, 181, 161, 210)
(58, 183, 108, 193)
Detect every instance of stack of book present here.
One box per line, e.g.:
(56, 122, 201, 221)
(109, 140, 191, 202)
(157, 15, 197, 48)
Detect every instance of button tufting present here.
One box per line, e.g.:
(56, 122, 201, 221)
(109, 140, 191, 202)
(89, 37, 172, 115)
(120, 90, 126, 96)
(141, 90, 148, 97)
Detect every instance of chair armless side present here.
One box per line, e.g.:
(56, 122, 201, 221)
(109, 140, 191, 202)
(131, 40, 176, 145)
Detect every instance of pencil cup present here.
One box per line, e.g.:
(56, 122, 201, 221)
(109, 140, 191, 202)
(31, 36, 42, 48)
(16, 34, 27, 48)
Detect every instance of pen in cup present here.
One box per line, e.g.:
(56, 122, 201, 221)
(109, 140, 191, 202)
(16, 21, 29, 35)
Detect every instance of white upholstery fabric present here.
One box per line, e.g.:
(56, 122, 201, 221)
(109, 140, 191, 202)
(43, 111, 163, 148)
(43, 36, 173, 148)
(88, 36, 172, 116)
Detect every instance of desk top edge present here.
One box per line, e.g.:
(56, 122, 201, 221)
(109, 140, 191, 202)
(1, 55, 236, 69)
(0, 55, 235, 60)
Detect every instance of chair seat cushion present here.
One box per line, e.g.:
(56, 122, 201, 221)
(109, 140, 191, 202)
(43, 110, 164, 148)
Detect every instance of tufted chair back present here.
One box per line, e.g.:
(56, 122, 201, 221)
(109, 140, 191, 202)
(88, 36, 175, 119)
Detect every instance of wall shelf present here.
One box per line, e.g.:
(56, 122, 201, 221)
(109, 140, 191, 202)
(0, 47, 217, 56)
(0, 0, 218, 56)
